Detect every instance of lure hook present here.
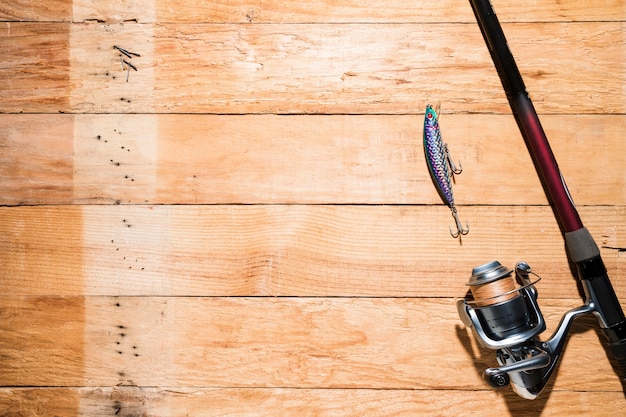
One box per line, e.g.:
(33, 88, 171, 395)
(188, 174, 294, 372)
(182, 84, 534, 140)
(444, 144, 463, 175)
(449, 207, 470, 238)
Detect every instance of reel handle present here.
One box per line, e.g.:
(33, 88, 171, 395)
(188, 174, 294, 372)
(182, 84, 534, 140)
(484, 350, 550, 388)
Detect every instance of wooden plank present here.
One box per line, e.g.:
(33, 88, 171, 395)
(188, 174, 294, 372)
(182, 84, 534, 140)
(70, 0, 626, 24)
(2, 205, 626, 298)
(0, 23, 70, 113)
(0, 387, 623, 417)
(2, 24, 624, 116)
(67, 21, 626, 115)
(2, 114, 625, 205)
(2, 1, 623, 23)
(3, 22, 624, 114)
(0, 22, 585, 114)
(0, 296, 622, 392)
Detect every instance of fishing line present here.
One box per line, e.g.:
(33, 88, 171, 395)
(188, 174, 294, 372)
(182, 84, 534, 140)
(468, 275, 518, 308)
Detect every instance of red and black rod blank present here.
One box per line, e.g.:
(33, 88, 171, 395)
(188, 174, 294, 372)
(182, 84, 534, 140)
(468, 0, 626, 389)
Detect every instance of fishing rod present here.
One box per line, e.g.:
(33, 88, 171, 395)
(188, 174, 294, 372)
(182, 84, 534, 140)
(457, 0, 626, 399)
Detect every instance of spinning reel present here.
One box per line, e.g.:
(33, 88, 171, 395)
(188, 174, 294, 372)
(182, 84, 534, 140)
(457, 260, 597, 399)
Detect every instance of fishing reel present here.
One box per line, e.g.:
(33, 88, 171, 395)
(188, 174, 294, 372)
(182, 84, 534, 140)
(457, 260, 596, 399)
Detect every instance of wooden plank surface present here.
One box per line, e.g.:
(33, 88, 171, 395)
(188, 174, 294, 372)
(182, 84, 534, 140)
(0, 296, 622, 392)
(2, 114, 626, 206)
(2, 0, 624, 23)
(1, 22, 624, 114)
(2, 205, 626, 298)
(0, 387, 623, 417)
(2, 1, 626, 414)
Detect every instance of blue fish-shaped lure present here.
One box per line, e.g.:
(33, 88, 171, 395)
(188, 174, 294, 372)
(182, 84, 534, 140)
(423, 104, 469, 238)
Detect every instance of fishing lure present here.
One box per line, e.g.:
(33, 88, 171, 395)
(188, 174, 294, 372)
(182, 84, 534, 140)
(423, 104, 469, 238)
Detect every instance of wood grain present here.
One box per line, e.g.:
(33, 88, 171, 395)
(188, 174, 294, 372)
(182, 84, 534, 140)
(0, 387, 623, 416)
(0, 114, 74, 205)
(67, 22, 625, 114)
(2, 114, 625, 205)
(0, 0, 71, 22)
(1, 22, 621, 114)
(0, 23, 70, 113)
(148, 0, 625, 24)
(2, 205, 625, 299)
(0, 206, 84, 295)
(3, 0, 621, 23)
(0, 296, 622, 392)
(0, 296, 85, 387)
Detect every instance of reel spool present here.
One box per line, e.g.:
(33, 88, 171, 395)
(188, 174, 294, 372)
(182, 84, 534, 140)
(459, 261, 545, 348)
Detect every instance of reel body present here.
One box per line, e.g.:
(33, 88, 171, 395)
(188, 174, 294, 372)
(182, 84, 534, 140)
(457, 261, 594, 399)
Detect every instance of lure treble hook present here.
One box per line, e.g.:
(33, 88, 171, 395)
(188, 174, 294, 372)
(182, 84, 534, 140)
(444, 144, 463, 176)
(449, 207, 470, 238)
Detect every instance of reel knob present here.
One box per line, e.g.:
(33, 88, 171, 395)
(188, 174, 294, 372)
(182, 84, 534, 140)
(483, 368, 510, 388)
